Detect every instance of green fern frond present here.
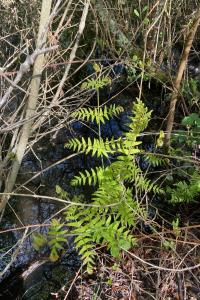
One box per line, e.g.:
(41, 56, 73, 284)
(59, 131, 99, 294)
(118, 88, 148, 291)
(32, 233, 47, 251)
(33, 219, 68, 262)
(134, 174, 163, 194)
(72, 104, 124, 125)
(65, 137, 121, 158)
(66, 202, 136, 272)
(81, 76, 112, 90)
(127, 98, 152, 134)
(168, 172, 200, 204)
(116, 187, 141, 226)
(71, 166, 107, 186)
(48, 219, 68, 262)
(144, 153, 167, 167)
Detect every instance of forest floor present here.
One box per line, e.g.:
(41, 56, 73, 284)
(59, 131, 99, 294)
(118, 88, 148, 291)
(71, 215, 200, 300)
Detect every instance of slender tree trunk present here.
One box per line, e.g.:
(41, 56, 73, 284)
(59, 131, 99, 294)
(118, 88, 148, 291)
(32, 0, 90, 131)
(0, 0, 53, 213)
(164, 8, 200, 149)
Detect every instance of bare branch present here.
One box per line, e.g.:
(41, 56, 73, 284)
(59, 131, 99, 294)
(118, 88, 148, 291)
(0, 46, 58, 109)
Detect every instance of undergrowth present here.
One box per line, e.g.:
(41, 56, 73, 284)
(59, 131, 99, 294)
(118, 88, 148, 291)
(33, 78, 200, 274)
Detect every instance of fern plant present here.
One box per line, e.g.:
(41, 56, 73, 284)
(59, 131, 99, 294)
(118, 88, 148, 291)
(33, 98, 165, 273)
(34, 60, 167, 271)
(63, 98, 164, 273)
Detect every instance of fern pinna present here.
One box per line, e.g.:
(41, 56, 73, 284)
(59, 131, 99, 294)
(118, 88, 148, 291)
(72, 104, 124, 125)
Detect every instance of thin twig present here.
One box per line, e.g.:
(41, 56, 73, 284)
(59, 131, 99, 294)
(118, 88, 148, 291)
(0, 46, 58, 109)
(124, 248, 200, 272)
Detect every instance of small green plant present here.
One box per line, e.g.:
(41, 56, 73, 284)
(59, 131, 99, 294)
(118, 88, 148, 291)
(126, 54, 144, 82)
(172, 217, 181, 236)
(163, 239, 175, 250)
(173, 113, 200, 147)
(133, 5, 149, 24)
(167, 171, 200, 204)
(126, 53, 152, 83)
(33, 219, 68, 262)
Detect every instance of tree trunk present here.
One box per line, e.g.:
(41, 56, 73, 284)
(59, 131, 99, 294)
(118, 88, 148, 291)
(0, 0, 53, 213)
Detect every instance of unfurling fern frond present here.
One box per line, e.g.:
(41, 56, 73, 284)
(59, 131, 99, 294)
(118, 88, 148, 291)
(72, 104, 124, 125)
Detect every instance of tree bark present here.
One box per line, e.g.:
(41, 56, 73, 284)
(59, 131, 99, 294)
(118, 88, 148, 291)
(0, 0, 53, 213)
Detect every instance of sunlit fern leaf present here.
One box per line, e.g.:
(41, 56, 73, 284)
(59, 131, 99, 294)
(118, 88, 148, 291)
(81, 76, 112, 90)
(72, 104, 124, 125)
(65, 137, 120, 158)
(127, 98, 152, 134)
(71, 166, 107, 186)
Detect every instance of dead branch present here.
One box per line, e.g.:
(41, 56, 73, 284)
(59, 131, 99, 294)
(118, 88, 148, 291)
(0, 45, 58, 109)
